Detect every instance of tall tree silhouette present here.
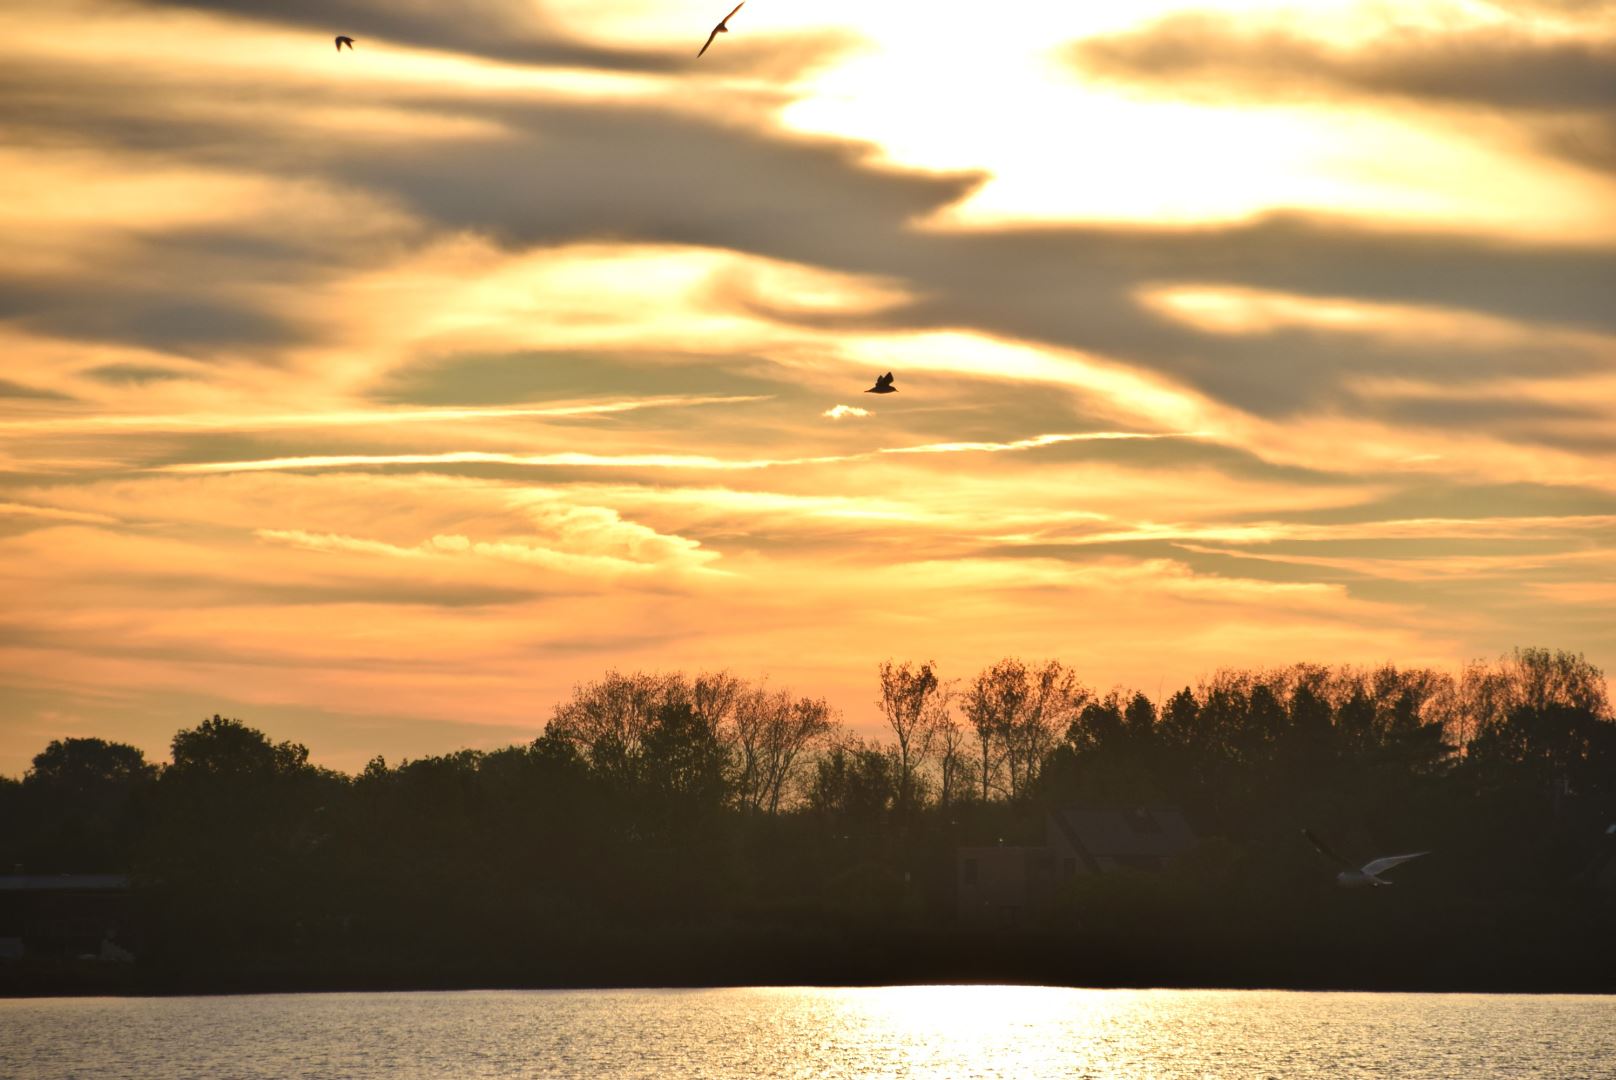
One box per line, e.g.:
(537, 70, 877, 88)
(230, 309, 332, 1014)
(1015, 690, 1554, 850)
(732, 687, 837, 815)
(877, 660, 947, 813)
(963, 658, 1024, 802)
(18, 737, 155, 871)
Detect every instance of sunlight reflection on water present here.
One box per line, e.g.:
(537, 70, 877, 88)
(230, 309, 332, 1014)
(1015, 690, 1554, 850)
(3, 985, 1613, 1079)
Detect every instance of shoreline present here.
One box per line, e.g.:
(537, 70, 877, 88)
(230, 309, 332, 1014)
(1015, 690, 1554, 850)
(8, 961, 1614, 999)
(8, 981, 1615, 999)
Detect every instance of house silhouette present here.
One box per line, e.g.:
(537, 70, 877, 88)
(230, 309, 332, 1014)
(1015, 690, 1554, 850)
(957, 805, 1197, 923)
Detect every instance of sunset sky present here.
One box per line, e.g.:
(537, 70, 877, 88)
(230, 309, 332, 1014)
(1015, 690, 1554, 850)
(2, 0, 1614, 774)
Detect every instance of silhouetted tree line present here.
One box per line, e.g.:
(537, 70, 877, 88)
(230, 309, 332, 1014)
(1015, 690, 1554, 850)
(3, 647, 1613, 992)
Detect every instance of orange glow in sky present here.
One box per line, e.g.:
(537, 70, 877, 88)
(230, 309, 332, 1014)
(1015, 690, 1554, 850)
(1, 0, 1613, 772)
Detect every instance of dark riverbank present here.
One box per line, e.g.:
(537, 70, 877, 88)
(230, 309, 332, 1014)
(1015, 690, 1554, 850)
(8, 655, 1614, 1000)
(6, 907, 1614, 997)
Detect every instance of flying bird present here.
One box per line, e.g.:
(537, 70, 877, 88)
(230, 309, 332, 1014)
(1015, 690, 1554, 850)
(335, 35, 355, 52)
(1303, 829, 1427, 888)
(865, 372, 896, 394)
(698, 2, 744, 58)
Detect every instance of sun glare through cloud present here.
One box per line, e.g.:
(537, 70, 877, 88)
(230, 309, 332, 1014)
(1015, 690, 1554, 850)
(0, 0, 1613, 778)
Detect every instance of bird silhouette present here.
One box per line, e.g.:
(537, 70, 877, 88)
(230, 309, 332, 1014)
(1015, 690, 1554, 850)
(698, 2, 744, 58)
(865, 372, 896, 394)
(335, 35, 355, 52)
(1303, 829, 1427, 888)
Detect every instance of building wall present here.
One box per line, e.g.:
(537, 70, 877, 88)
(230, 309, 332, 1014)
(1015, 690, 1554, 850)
(957, 846, 1054, 924)
(0, 877, 133, 959)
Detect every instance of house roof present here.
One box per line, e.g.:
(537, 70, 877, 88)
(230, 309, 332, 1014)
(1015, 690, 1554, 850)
(1049, 806, 1196, 861)
(0, 874, 131, 892)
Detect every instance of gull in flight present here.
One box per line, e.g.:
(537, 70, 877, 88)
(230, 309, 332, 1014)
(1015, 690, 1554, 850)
(1303, 829, 1427, 888)
(865, 372, 896, 394)
(698, 2, 744, 58)
(335, 35, 355, 52)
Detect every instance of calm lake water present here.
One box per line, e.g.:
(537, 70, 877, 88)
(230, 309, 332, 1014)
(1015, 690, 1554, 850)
(2, 986, 1612, 1079)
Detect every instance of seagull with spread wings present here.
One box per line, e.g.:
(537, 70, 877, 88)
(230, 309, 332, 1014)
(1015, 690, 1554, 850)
(698, 2, 744, 58)
(864, 372, 896, 394)
(335, 35, 355, 52)
(1303, 829, 1428, 888)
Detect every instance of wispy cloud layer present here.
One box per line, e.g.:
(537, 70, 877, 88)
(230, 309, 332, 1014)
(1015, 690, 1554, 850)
(1, 0, 1613, 772)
